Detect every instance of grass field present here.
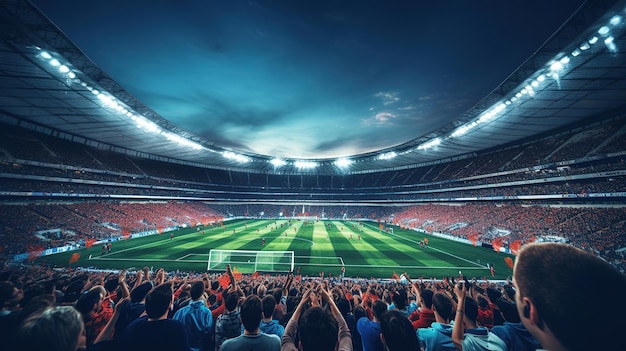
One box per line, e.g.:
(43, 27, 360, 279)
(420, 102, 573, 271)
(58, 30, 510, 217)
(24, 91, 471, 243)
(39, 219, 515, 279)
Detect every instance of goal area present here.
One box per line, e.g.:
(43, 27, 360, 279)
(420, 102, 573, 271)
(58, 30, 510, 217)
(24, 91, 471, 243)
(207, 249, 295, 273)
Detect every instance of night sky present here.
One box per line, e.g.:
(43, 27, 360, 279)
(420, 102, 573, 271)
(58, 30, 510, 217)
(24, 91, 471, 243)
(32, 0, 584, 158)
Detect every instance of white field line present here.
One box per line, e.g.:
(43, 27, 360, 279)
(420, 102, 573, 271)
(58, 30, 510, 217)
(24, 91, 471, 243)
(381, 227, 486, 268)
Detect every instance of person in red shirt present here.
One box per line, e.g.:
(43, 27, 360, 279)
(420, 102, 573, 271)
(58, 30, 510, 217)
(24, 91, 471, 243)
(408, 288, 436, 330)
(476, 295, 494, 329)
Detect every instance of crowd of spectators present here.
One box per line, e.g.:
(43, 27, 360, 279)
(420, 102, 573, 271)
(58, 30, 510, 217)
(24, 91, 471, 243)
(392, 203, 626, 261)
(1, 241, 623, 351)
(0, 202, 224, 256)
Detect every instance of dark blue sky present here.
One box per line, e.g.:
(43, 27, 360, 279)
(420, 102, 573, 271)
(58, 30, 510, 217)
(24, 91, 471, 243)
(33, 0, 584, 158)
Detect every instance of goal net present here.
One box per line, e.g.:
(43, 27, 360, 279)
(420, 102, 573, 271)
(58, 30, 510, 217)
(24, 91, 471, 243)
(207, 249, 295, 273)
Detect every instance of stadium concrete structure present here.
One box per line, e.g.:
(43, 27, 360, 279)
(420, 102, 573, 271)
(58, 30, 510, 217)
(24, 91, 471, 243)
(0, 1, 625, 266)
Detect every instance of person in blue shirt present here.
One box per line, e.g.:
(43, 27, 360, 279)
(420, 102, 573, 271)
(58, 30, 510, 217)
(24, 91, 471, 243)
(417, 292, 456, 351)
(357, 299, 387, 351)
(259, 294, 284, 339)
(173, 281, 213, 351)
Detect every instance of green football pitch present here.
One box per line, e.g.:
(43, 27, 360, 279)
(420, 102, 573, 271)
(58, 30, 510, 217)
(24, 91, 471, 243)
(39, 219, 515, 279)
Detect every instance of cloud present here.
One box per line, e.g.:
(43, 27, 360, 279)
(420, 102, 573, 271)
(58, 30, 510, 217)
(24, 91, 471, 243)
(374, 91, 400, 105)
(375, 112, 396, 123)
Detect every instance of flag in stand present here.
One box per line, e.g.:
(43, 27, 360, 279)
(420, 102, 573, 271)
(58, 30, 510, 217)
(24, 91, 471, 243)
(509, 240, 522, 255)
(504, 257, 514, 269)
(468, 233, 479, 247)
(26, 244, 44, 262)
(69, 253, 80, 264)
(232, 266, 242, 281)
(85, 239, 96, 249)
(218, 272, 231, 289)
(251, 271, 260, 279)
(391, 272, 400, 281)
(492, 237, 503, 252)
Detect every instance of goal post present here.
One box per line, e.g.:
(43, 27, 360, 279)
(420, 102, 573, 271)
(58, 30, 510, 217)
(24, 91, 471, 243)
(207, 249, 294, 273)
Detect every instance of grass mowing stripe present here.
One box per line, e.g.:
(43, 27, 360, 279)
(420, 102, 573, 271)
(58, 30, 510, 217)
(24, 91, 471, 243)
(359, 223, 471, 266)
(381, 225, 485, 268)
(330, 220, 399, 266)
(346, 223, 427, 266)
(312, 221, 338, 261)
(326, 221, 370, 266)
(255, 220, 287, 249)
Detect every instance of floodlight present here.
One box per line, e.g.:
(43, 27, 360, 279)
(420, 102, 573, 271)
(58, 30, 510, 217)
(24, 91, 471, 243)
(294, 160, 317, 169)
(559, 56, 570, 64)
(550, 61, 563, 71)
(58, 65, 69, 73)
(223, 151, 250, 163)
(589, 36, 598, 44)
(598, 26, 610, 36)
(417, 138, 441, 150)
(67, 72, 76, 79)
(334, 158, 352, 168)
(604, 36, 617, 52)
(40, 51, 52, 59)
(451, 124, 474, 137)
(49, 59, 60, 67)
(609, 15, 622, 26)
(378, 151, 397, 160)
(270, 158, 286, 167)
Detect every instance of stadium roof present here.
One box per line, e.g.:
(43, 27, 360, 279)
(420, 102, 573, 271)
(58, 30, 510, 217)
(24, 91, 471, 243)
(1, 0, 626, 175)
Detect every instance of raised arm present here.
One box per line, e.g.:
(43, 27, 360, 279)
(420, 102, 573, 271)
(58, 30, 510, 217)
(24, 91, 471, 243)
(118, 269, 130, 298)
(132, 270, 143, 291)
(155, 268, 165, 286)
(93, 298, 129, 344)
(281, 287, 313, 351)
(405, 272, 423, 307)
(451, 282, 468, 351)
(319, 285, 352, 351)
(282, 271, 293, 297)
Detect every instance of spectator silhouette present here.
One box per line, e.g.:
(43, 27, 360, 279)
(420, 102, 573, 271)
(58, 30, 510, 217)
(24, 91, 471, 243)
(357, 299, 386, 351)
(118, 282, 188, 351)
(173, 281, 213, 351)
(379, 309, 420, 351)
(417, 292, 455, 351)
(221, 294, 280, 351)
(513, 242, 626, 351)
(281, 285, 352, 351)
(18, 305, 86, 351)
(260, 294, 285, 339)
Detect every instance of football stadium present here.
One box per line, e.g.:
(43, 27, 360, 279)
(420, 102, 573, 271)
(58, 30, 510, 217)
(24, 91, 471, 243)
(1, 1, 626, 350)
